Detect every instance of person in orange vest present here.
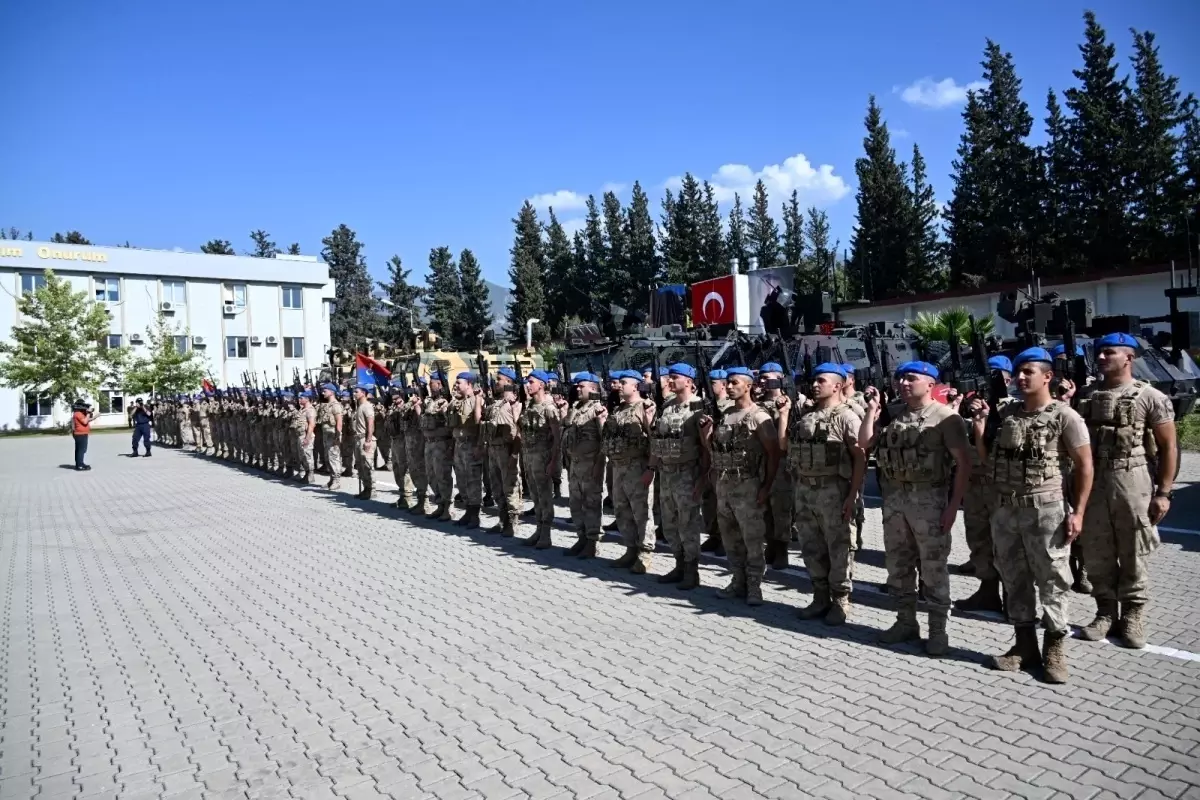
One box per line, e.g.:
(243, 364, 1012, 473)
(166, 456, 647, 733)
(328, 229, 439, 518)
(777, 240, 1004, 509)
(72, 399, 97, 470)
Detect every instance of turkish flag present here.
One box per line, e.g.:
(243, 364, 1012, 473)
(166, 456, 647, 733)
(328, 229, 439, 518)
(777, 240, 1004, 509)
(691, 275, 735, 325)
(930, 383, 952, 404)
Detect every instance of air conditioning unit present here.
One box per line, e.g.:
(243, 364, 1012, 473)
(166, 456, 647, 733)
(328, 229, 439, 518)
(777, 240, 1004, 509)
(222, 302, 236, 315)
(160, 301, 174, 312)
(265, 335, 278, 345)
(250, 335, 262, 345)
(129, 334, 144, 344)
(191, 336, 205, 346)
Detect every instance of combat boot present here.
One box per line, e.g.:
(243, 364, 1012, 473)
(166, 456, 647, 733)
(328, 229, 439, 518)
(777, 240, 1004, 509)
(578, 539, 598, 560)
(613, 547, 639, 569)
(677, 560, 700, 591)
(308, 473, 320, 486)
(770, 544, 789, 571)
(1042, 631, 1069, 684)
(1117, 602, 1147, 649)
(482, 493, 494, 508)
(486, 520, 504, 534)
(436, 504, 452, 523)
(565, 536, 587, 556)
(453, 508, 470, 527)
(329, 478, 342, 491)
(1080, 599, 1117, 641)
(700, 534, 723, 554)
(425, 502, 443, 520)
(535, 525, 553, 549)
(657, 553, 685, 583)
(464, 506, 481, 530)
(745, 576, 763, 607)
(797, 583, 831, 620)
(825, 594, 850, 626)
(630, 552, 651, 574)
(880, 601, 921, 645)
(603, 520, 620, 533)
(501, 521, 516, 538)
(764, 540, 779, 566)
(990, 626, 1042, 672)
(342, 468, 354, 478)
(926, 610, 950, 656)
(357, 489, 373, 500)
(717, 572, 747, 600)
(954, 578, 1004, 614)
(520, 526, 540, 547)
(408, 499, 426, 516)
(1073, 568, 1093, 595)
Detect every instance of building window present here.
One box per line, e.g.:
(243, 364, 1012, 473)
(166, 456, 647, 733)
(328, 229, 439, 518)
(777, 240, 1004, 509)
(282, 286, 303, 309)
(226, 336, 248, 359)
(173, 336, 189, 354)
(283, 337, 304, 359)
(20, 274, 47, 295)
(95, 277, 120, 302)
(226, 284, 247, 308)
(25, 393, 52, 417)
(162, 280, 187, 306)
(106, 334, 123, 350)
(99, 390, 125, 415)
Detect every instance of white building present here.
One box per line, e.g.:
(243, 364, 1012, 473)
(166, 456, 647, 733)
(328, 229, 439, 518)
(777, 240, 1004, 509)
(0, 240, 335, 431)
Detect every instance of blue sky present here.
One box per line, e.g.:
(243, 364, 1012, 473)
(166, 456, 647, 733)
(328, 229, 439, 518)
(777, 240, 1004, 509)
(3, 0, 1197, 291)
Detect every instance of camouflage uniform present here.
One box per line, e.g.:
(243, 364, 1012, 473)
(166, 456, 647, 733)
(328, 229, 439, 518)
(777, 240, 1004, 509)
(484, 396, 521, 535)
(353, 398, 375, 496)
(711, 406, 776, 604)
(339, 396, 356, 476)
(450, 392, 484, 524)
(761, 400, 795, 560)
(519, 397, 560, 547)
(1077, 381, 1174, 648)
(404, 395, 427, 511)
(603, 398, 654, 570)
(316, 398, 344, 487)
(875, 401, 968, 652)
(296, 404, 317, 480)
(387, 401, 414, 505)
(652, 395, 706, 584)
(196, 399, 213, 454)
(788, 402, 861, 621)
(421, 395, 454, 519)
(563, 397, 604, 552)
(178, 402, 194, 448)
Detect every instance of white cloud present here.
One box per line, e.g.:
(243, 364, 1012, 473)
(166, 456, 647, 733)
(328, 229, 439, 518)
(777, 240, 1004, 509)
(667, 153, 850, 210)
(892, 128, 911, 139)
(560, 217, 586, 238)
(896, 77, 986, 109)
(527, 189, 587, 212)
(601, 182, 627, 195)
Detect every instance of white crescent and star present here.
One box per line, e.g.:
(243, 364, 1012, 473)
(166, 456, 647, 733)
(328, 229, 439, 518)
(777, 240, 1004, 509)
(701, 291, 725, 321)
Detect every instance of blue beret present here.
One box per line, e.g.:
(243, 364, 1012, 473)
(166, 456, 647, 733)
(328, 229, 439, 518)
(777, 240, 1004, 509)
(1097, 332, 1139, 349)
(355, 383, 375, 392)
(456, 371, 477, 383)
(300, 390, 314, 398)
(759, 362, 783, 374)
(813, 362, 847, 379)
(668, 362, 696, 380)
(497, 367, 516, 381)
(525, 369, 548, 384)
(710, 369, 728, 380)
(429, 371, 446, 382)
(321, 383, 338, 393)
(725, 366, 754, 380)
(657, 366, 669, 377)
(987, 355, 1013, 372)
(416, 376, 428, 385)
(896, 361, 939, 380)
(281, 391, 294, 399)
(1050, 344, 1084, 358)
(1014, 347, 1053, 368)
(840, 363, 857, 376)
(573, 371, 600, 384)
(614, 370, 640, 381)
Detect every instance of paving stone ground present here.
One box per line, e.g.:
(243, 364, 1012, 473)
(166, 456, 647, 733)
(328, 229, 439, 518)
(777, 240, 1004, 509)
(1, 434, 1198, 800)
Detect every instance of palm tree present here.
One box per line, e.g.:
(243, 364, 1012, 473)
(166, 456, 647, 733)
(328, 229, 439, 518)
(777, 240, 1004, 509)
(908, 307, 995, 346)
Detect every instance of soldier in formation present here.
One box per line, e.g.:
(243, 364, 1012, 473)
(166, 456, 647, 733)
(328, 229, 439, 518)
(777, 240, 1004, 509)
(651, 364, 708, 590)
(519, 370, 562, 549)
(449, 372, 484, 528)
(756, 362, 794, 571)
(562, 372, 605, 558)
(601, 369, 656, 574)
(484, 368, 523, 537)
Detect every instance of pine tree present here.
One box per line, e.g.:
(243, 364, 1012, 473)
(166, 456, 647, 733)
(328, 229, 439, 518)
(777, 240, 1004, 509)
(1181, 116, 1200, 246)
(378, 254, 424, 344)
(802, 208, 835, 293)
(201, 239, 235, 255)
(1128, 29, 1195, 263)
(543, 210, 577, 336)
(424, 246, 460, 341)
(725, 193, 750, 274)
(287, 243, 301, 255)
(582, 195, 605, 316)
(601, 191, 629, 308)
(945, 91, 990, 288)
(661, 174, 704, 284)
(456, 249, 492, 344)
(1064, 11, 1135, 271)
(697, 182, 726, 280)
(782, 190, 805, 266)
(746, 179, 781, 268)
(506, 201, 548, 342)
(907, 144, 945, 291)
(1041, 89, 1074, 270)
(624, 181, 660, 315)
(321, 224, 379, 350)
(850, 95, 912, 298)
(51, 231, 91, 245)
(249, 230, 279, 258)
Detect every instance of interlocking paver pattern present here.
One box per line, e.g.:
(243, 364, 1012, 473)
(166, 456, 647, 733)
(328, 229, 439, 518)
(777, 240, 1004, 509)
(1, 435, 1198, 799)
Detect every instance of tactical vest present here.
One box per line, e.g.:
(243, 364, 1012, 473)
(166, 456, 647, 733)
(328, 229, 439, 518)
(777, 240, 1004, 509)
(420, 398, 450, 433)
(318, 401, 342, 432)
(787, 406, 852, 479)
(1078, 381, 1154, 469)
(876, 403, 949, 485)
(386, 407, 406, 436)
(520, 400, 555, 450)
(484, 401, 516, 445)
(290, 407, 307, 434)
(651, 399, 701, 465)
(990, 401, 1070, 493)
(602, 401, 650, 460)
(450, 396, 479, 440)
(710, 409, 765, 475)
(563, 400, 602, 455)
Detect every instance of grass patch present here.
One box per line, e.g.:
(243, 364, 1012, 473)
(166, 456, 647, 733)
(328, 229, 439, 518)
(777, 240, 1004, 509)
(1179, 412, 1200, 452)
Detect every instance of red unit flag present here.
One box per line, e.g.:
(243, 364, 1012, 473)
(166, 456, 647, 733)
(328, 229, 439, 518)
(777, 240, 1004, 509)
(691, 275, 736, 326)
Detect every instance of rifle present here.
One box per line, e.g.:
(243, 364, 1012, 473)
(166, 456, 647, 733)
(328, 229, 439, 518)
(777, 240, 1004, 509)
(777, 337, 798, 403)
(696, 343, 725, 427)
(1064, 321, 1087, 390)
(650, 345, 665, 411)
(476, 339, 491, 399)
(512, 355, 528, 405)
(968, 315, 1006, 443)
(862, 327, 888, 398)
(946, 329, 963, 392)
(802, 344, 813, 384)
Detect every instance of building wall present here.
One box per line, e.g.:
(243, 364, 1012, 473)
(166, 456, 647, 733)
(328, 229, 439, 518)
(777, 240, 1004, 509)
(0, 242, 334, 431)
